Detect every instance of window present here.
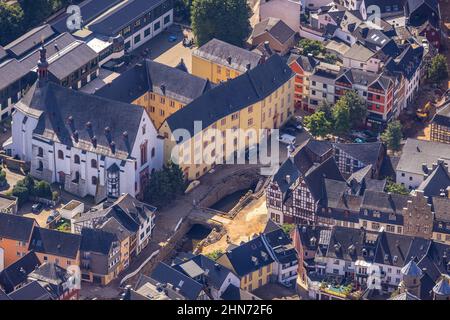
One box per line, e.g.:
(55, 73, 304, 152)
(74, 155, 80, 164)
(140, 141, 148, 165)
(144, 28, 151, 37)
(58, 150, 64, 159)
(37, 160, 43, 171)
(154, 21, 161, 31)
(37, 147, 43, 157)
(134, 34, 141, 44)
(92, 176, 98, 185)
(91, 159, 97, 168)
(164, 15, 171, 25)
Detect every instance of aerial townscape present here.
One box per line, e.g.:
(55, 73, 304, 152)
(0, 0, 449, 305)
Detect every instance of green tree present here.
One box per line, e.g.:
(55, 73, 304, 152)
(191, 0, 251, 47)
(323, 53, 338, 64)
(33, 180, 52, 199)
(428, 54, 449, 83)
(341, 91, 367, 128)
(332, 99, 351, 136)
(381, 120, 403, 151)
(298, 39, 325, 57)
(143, 162, 186, 208)
(281, 223, 295, 235)
(385, 179, 409, 195)
(0, 3, 25, 46)
(317, 101, 333, 122)
(12, 184, 29, 207)
(205, 250, 223, 261)
(303, 111, 333, 138)
(19, 0, 54, 28)
(174, 0, 193, 22)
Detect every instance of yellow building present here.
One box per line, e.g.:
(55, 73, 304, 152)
(192, 38, 263, 84)
(160, 54, 295, 180)
(95, 59, 212, 129)
(217, 237, 274, 292)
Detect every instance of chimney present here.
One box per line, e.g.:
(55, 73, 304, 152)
(110, 141, 116, 153)
(264, 40, 270, 51)
(227, 56, 232, 64)
(422, 163, 428, 173)
(73, 130, 79, 143)
(160, 84, 166, 96)
(91, 136, 97, 148)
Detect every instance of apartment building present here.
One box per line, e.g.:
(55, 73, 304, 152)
(192, 38, 263, 84)
(160, 55, 295, 181)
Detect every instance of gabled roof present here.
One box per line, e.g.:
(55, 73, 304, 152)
(325, 227, 377, 261)
(252, 17, 296, 45)
(0, 59, 32, 91)
(4, 25, 55, 58)
(304, 157, 345, 201)
(221, 235, 274, 277)
(150, 262, 204, 300)
(0, 213, 35, 242)
(193, 38, 262, 73)
(0, 252, 41, 293)
(402, 259, 423, 277)
(433, 275, 450, 296)
(374, 232, 414, 267)
(361, 190, 408, 216)
(7, 280, 52, 300)
(95, 59, 213, 106)
(418, 162, 450, 197)
(16, 80, 146, 160)
(287, 53, 318, 73)
(80, 228, 118, 255)
(28, 262, 70, 287)
(28, 227, 81, 260)
(332, 142, 384, 168)
(386, 44, 423, 80)
(129, 274, 185, 300)
(165, 54, 293, 138)
(432, 197, 450, 223)
(432, 102, 450, 127)
(389, 291, 420, 300)
(220, 284, 259, 300)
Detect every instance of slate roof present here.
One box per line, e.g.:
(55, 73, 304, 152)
(402, 259, 423, 276)
(364, 0, 405, 14)
(374, 232, 414, 268)
(0, 252, 41, 293)
(129, 274, 185, 300)
(80, 228, 118, 255)
(336, 68, 393, 90)
(16, 80, 146, 160)
(252, 18, 296, 45)
(165, 54, 293, 138)
(173, 254, 234, 290)
(0, 59, 32, 91)
(4, 25, 55, 58)
(333, 142, 384, 167)
(360, 190, 408, 221)
(396, 139, 450, 175)
(88, 0, 166, 36)
(405, 0, 440, 28)
(287, 53, 319, 73)
(150, 262, 204, 300)
(193, 38, 262, 73)
(0, 213, 35, 242)
(95, 59, 212, 105)
(343, 43, 375, 61)
(432, 197, 450, 223)
(304, 157, 345, 201)
(50, 0, 125, 34)
(417, 162, 450, 197)
(7, 280, 52, 300)
(432, 102, 450, 127)
(322, 178, 363, 212)
(28, 262, 70, 287)
(433, 275, 450, 296)
(220, 284, 259, 300)
(28, 227, 81, 260)
(385, 44, 423, 80)
(221, 235, 274, 277)
(264, 229, 297, 264)
(325, 227, 377, 262)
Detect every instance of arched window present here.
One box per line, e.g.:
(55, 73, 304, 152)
(91, 159, 97, 168)
(74, 155, 80, 164)
(37, 147, 43, 157)
(74, 171, 80, 183)
(151, 147, 155, 158)
(37, 160, 43, 171)
(58, 150, 64, 159)
(91, 176, 98, 185)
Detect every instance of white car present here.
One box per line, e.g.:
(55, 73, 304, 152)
(278, 134, 296, 145)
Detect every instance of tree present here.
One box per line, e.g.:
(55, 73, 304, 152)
(12, 184, 29, 207)
(0, 3, 24, 46)
(33, 180, 52, 199)
(317, 101, 333, 122)
(174, 0, 193, 22)
(341, 91, 367, 128)
(303, 111, 333, 138)
(385, 179, 409, 195)
(332, 99, 351, 136)
(0, 168, 7, 188)
(143, 162, 186, 208)
(298, 39, 325, 57)
(205, 250, 223, 261)
(18, 0, 54, 29)
(281, 224, 295, 235)
(191, 0, 251, 47)
(381, 120, 403, 151)
(428, 54, 449, 83)
(323, 53, 338, 64)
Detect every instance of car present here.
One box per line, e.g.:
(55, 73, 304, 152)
(31, 203, 43, 213)
(168, 35, 177, 42)
(278, 133, 296, 145)
(282, 127, 297, 136)
(354, 138, 365, 143)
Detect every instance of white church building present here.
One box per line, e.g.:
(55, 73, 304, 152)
(5, 47, 163, 202)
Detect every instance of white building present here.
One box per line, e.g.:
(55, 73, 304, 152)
(6, 49, 163, 202)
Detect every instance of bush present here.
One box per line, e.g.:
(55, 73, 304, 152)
(205, 250, 223, 261)
(12, 184, 29, 207)
(33, 180, 52, 199)
(52, 191, 59, 201)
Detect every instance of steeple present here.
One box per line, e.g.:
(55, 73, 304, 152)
(37, 46, 49, 83)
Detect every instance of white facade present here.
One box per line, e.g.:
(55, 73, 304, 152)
(124, 10, 173, 52)
(9, 103, 163, 201)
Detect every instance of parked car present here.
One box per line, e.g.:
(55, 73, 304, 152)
(354, 138, 365, 143)
(31, 203, 43, 213)
(168, 35, 177, 42)
(46, 210, 59, 224)
(278, 134, 296, 145)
